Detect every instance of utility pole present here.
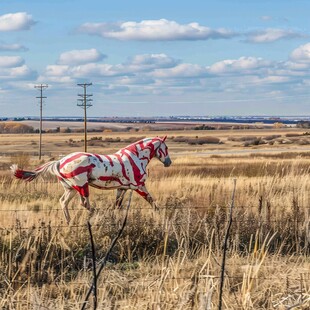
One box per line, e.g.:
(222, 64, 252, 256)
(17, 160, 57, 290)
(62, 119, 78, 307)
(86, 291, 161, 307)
(77, 83, 93, 152)
(34, 84, 48, 160)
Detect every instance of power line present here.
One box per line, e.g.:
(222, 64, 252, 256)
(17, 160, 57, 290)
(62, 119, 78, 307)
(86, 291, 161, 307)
(77, 82, 93, 152)
(34, 84, 48, 160)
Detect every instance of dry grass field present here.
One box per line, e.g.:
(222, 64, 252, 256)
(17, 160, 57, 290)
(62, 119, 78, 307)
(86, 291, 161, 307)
(0, 125, 310, 309)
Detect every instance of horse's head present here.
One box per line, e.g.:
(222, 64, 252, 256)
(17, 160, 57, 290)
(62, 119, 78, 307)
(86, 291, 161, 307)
(155, 136, 172, 167)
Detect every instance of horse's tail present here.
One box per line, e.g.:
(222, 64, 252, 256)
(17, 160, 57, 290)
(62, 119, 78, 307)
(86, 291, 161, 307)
(10, 161, 60, 182)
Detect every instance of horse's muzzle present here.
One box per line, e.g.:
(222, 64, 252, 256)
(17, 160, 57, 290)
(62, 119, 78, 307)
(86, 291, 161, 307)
(164, 157, 172, 167)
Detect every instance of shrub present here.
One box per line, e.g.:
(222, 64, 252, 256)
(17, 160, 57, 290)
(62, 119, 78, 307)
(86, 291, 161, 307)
(243, 138, 266, 147)
(90, 136, 102, 141)
(104, 137, 121, 143)
(187, 136, 221, 145)
(263, 135, 281, 141)
(173, 136, 188, 143)
(194, 124, 215, 130)
(228, 136, 258, 142)
(123, 136, 145, 143)
(285, 133, 302, 137)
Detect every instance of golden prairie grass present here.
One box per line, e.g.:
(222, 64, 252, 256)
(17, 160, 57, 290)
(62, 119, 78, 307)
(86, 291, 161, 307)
(1, 131, 310, 309)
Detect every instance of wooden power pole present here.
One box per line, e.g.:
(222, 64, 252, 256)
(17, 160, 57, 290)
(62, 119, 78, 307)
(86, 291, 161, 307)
(34, 84, 48, 160)
(77, 83, 93, 152)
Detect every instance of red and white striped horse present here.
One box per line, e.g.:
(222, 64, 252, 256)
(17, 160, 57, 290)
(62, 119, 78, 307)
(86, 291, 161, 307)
(11, 136, 171, 223)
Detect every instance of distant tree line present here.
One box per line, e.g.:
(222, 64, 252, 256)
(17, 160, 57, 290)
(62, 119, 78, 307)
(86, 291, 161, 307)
(297, 121, 310, 128)
(0, 122, 34, 133)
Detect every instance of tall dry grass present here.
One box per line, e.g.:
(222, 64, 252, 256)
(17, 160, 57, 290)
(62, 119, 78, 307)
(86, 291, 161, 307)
(0, 153, 310, 309)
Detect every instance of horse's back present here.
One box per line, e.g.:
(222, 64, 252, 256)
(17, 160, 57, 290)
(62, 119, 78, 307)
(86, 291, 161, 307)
(59, 152, 90, 169)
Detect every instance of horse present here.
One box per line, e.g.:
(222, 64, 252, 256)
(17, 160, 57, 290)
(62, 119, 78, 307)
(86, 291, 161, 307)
(11, 136, 171, 224)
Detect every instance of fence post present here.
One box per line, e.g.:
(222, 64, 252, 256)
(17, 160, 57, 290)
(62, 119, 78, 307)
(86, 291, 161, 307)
(81, 190, 132, 310)
(218, 179, 237, 310)
(87, 221, 97, 310)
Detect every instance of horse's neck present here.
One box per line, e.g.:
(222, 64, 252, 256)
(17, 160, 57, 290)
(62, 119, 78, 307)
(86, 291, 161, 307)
(124, 139, 160, 163)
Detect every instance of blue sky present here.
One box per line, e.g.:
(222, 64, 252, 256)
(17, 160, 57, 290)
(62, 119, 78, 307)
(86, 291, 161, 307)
(1, 0, 310, 117)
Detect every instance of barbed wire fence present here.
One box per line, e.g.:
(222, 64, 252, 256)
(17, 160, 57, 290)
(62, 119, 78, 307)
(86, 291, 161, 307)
(1, 189, 310, 308)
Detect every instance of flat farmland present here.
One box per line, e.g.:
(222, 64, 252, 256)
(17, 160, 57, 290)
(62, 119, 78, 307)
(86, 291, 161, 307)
(1, 123, 310, 157)
(0, 125, 310, 309)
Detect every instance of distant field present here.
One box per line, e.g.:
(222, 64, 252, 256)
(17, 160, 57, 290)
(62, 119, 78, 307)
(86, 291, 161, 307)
(0, 125, 309, 160)
(20, 119, 279, 132)
(21, 120, 199, 131)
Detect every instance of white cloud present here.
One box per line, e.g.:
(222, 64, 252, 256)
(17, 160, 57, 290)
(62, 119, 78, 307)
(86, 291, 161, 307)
(45, 65, 70, 76)
(0, 12, 36, 31)
(117, 76, 155, 85)
(77, 19, 236, 41)
(37, 75, 74, 84)
(0, 42, 28, 51)
(129, 53, 177, 66)
(45, 63, 124, 79)
(43, 53, 181, 81)
(126, 54, 180, 71)
(70, 63, 125, 77)
(0, 65, 36, 80)
(290, 43, 310, 63)
(246, 28, 306, 43)
(76, 18, 307, 45)
(10, 65, 34, 77)
(152, 63, 208, 78)
(208, 57, 271, 75)
(57, 49, 105, 65)
(253, 76, 291, 84)
(39, 47, 310, 100)
(0, 56, 24, 68)
(282, 61, 310, 70)
(0, 56, 36, 81)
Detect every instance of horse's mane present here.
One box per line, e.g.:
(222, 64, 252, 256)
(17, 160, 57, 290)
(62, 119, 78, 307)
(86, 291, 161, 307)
(120, 137, 164, 157)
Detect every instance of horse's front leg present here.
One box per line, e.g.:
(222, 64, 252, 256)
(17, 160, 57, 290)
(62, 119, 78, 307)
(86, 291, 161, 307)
(135, 186, 158, 211)
(79, 195, 91, 210)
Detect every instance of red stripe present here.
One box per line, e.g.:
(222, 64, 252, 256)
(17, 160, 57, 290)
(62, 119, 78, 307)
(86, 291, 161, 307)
(72, 184, 89, 197)
(124, 151, 144, 185)
(148, 140, 157, 158)
(99, 176, 120, 182)
(60, 164, 95, 178)
(115, 153, 130, 181)
(140, 156, 149, 161)
(102, 155, 114, 167)
(98, 176, 125, 186)
(136, 189, 148, 198)
(94, 154, 103, 163)
(126, 143, 139, 156)
(14, 169, 36, 181)
(60, 153, 87, 169)
(159, 148, 166, 158)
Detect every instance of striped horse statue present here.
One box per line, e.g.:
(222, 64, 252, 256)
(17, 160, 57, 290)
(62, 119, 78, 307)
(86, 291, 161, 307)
(11, 136, 172, 224)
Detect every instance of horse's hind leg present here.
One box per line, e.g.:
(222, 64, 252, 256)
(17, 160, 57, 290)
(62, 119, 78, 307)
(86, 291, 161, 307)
(115, 189, 127, 209)
(59, 187, 76, 224)
(77, 183, 92, 211)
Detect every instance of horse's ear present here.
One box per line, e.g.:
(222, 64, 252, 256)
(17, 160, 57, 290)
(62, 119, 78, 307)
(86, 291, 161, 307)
(162, 135, 167, 142)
